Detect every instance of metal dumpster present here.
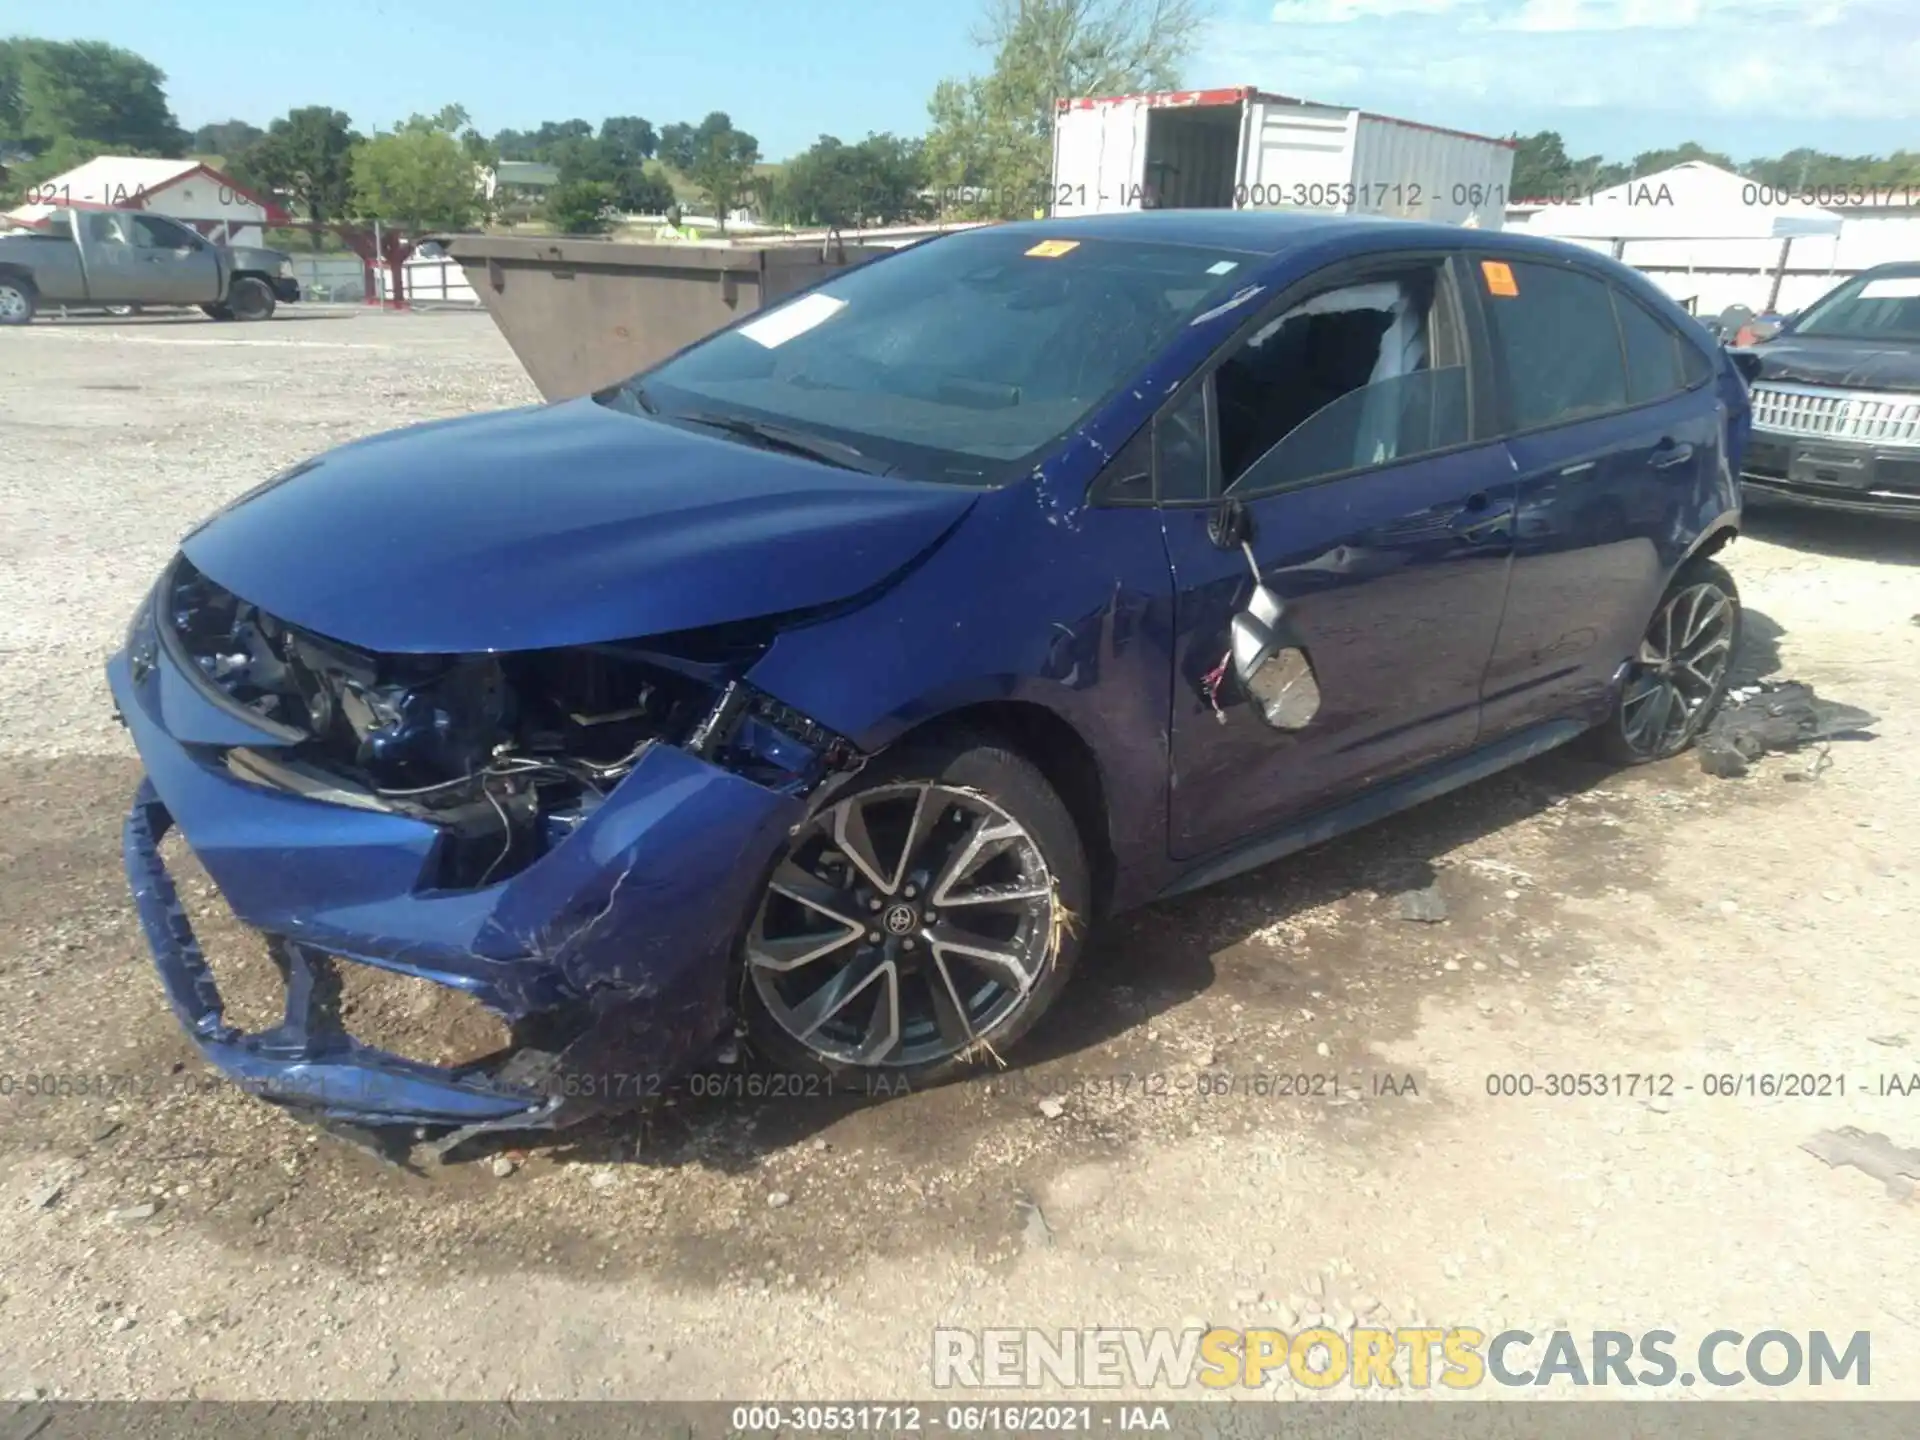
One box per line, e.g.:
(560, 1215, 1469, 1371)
(442, 234, 895, 402)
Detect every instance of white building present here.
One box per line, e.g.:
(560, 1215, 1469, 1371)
(1507, 160, 1920, 316)
(5, 156, 286, 246)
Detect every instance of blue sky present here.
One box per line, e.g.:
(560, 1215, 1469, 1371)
(14, 0, 1919, 163)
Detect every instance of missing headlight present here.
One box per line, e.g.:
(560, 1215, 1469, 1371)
(170, 557, 858, 888)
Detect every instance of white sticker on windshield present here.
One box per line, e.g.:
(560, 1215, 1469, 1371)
(738, 291, 848, 348)
(1860, 277, 1920, 299)
(1206, 260, 1238, 275)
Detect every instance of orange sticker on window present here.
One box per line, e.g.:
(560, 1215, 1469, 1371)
(1481, 260, 1518, 297)
(1025, 239, 1080, 258)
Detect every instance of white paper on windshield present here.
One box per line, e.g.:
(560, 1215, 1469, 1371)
(1860, 277, 1920, 299)
(738, 292, 848, 348)
(1206, 260, 1238, 275)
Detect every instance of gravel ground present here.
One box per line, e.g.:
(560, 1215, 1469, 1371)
(1, 309, 1918, 1403)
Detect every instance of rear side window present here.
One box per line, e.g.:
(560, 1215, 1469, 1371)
(1679, 335, 1714, 387)
(1614, 290, 1686, 403)
(1482, 260, 1628, 430)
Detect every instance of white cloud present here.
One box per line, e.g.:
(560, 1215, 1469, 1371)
(1499, 0, 1718, 30)
(1269, 0, 1463, 19)
(1213, 0, 1920, 122)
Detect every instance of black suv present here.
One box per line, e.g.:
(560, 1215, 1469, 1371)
(1735, 262, 1920, 517)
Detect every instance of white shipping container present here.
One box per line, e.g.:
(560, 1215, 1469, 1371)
(1050, 87, 1515, 230)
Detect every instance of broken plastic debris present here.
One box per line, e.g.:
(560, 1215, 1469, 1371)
(1802, 1127, 1920, 1201)
(1697, 680, 1877, 779)
(1396, 885, 1448, 923)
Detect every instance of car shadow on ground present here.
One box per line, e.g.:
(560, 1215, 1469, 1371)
(540, 613, 1792, 1177)
(1742, 504, 1920, 567)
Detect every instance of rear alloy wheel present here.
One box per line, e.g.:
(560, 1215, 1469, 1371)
(1598, 560, 1741, 764)
(0, 278, 36, 326)
(741, 739, 1089, 1085)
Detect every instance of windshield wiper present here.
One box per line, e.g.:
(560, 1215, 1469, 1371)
(677, 411, 890, 475)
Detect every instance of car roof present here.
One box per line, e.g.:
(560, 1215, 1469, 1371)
(980, 209, 1632, 267)
(984, 209, 1462, 255)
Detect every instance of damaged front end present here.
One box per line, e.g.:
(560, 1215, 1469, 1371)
(110, 555, 861, 1146)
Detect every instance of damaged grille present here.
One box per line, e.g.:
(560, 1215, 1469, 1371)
(159, 555, 857, 889)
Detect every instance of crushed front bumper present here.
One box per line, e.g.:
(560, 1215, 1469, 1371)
(108, 643, 803, 1135)
(271, 278, 301, 304)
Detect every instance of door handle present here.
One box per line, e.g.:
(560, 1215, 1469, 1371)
(1450, 493, 1514, 542)
(1650, 439, 1695, 470)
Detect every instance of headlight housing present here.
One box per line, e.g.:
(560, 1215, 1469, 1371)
(278, 258, 295, 279)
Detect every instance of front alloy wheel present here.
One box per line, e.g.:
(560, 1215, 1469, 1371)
(742, 739, 1089, 1083)
(1603, 560, 1741, 763)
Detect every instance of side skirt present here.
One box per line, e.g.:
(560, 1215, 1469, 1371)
(1156, 718, 1590, 900)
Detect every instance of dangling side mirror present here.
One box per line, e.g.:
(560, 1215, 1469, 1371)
(1230, 582, 1322, 731)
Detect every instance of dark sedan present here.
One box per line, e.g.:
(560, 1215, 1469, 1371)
(1734, 262, 1920, 517)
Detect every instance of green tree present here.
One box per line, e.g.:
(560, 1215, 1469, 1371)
(5, 38, 183, 155)
(349, 107, 489, 232)
(1508, 131, 1573, 201)
(0, 40, 23, 148)
(191, 118, 263, 158)
(545, 177, 618, 234)
(924, 0, 1211, 220)
(661, 111, 759, 230)
(230, 106, 360, 246)
(1, 134, 107, 205)
(775, 132, 930, 227)
(1626, 142, 1735, 176)
(544, 130, 674, 213)
(600, 115, 657, 159)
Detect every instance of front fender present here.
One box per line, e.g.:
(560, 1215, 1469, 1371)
(745, 480, 1178, 904)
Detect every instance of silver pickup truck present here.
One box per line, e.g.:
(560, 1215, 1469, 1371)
(0, 207, 301, 325)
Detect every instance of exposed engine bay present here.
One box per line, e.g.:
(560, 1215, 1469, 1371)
(161, 555, 859, 889)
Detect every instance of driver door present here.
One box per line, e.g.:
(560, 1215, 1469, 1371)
(1160, 253, 1519, 862)
(128, 215, 221, 304)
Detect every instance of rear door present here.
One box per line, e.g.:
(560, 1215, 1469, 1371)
(1159, 252, 1519, 861)
(1470, 255, 1721, 739)
(128, 214, 222, 303)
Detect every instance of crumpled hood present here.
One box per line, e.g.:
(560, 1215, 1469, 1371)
(181, 398, 977, 653)
(1746, 335, 1920, 393)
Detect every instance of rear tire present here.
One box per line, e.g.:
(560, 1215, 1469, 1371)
(0, 275, 36, 326)
(228, 277, 276, 321)
(1592, 558, 1741, 765)
(739, 734, 1091, 1089)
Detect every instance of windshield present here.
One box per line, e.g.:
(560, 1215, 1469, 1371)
(1789, 271, 1920, 343)
(613, 229, 1259, 485)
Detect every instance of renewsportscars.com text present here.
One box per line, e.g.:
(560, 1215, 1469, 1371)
(932, 1326, 1871, 1391)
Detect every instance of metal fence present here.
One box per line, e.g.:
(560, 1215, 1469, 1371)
(285, 253, 370, 305)
(374, 257, 479, 307)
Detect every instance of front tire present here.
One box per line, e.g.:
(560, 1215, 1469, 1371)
(228, 277, 276, 321)
(739, 735, 1090, 1088)
(0, 276, 36, 326)
(1594, 559, 1741, 764)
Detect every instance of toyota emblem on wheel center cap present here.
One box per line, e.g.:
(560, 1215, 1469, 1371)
(883, 904, 918, 936)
